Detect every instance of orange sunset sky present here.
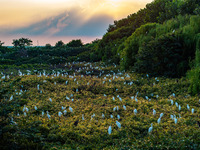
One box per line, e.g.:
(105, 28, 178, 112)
(0, 0, 153, 46)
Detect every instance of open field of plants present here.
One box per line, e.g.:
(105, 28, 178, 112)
(1, 62, 200, 149)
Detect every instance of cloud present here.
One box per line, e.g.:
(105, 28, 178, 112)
(4, 8, 113, 37)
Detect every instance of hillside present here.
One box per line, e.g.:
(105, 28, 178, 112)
(1, 62, 200, 149)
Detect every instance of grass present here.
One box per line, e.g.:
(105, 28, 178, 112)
(0, 62, 200, 149)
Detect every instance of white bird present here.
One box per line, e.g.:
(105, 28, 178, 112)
(170, 115, 173, 119)
(58, 111, 62, 117)
(123, 105, 126, 110)
(157, 117, 161, 124)
(119, 97, 122, 101)
(187, 104, 190, 110)
(145, 96, 148, 100)
(24, 112, 27, 116)
(117, 114, 120, 120)
(10, 95, 13, 101)
(170, 100, 174, 105)
(61, 106, 66, 110)
(113, 107, 116, 111)
(108, 126, 112, 135)
(47, 114, 51, 119)
(116, 121, 121, 128)
(174, 118, 178, 124)
(191, 108, 194, 114)
(135, 97, 138, 102)
(134, 109, 137, 115)
(66, 81, 68, 85)
(69, 106, 73, 113)
(102, 113, 105, 118)
(178, 105, 181, 111)
(49, 98, 52, 102)
(82, 114, 84, 120)
(148, 123, 153, 133)
(110, 115, 113, 118)
(112, 97, 115, 101)
(160, 113, 164, 118)
(153, 109, 156, 116)
(34, 106, 37, 110)
(63, 110, 67, 115)
(175, 102, 178, 107)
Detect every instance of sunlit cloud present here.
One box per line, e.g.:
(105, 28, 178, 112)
(0, 0, 153, 45)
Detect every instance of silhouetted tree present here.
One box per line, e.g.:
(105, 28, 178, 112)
(0, 41, 4, 46)
(45, 43, 52, 49)
(12, 38, 32, 48)
(66, 39, 83, 47)
(55, 40, 64, 47)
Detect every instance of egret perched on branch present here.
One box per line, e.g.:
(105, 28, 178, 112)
(153, 109, 156, 116)
(134, 109, 137, 115)
(108, 126, 112, 135)
(116, 121, 121, 128)
(69, 106, 73, 113)
(148, 123, 153, 133)
(157, 117, 161, 124)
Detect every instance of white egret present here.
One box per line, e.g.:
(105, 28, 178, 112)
(110, 115, 113, 119)
(116, 121, 121, 128)
(82, 114, 84, 120)
(63, 110, 67, 115)
(191, 108, 194, 114)
(174, 118, 178, 124)
(160, 113, 164, 118)
(148, 123, 153, 133)
(179, 105, 181, 111)
(117, 114, 120, 120)
(69, 106, 73, 113)
(102, 113, 105, 118)
(123, 105, 126, 110)
(157, 117, 161, 124)
(134, 109, 137, 115)
(153, 109, 156, 116)
(49, 98, 52, 102)
(58, 111, 63, 117)
(34, 106, 37, 111)
(108, 126, 112, 135)
(187, 104, 190, 110)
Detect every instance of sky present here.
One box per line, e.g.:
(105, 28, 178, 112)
(0, 0, 153, 46)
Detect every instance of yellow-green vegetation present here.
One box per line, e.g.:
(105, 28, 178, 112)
(0, 62, 200, 149)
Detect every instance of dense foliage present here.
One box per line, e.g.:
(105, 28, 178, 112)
(0, 62, 200, 149)
(92, 0, 200, 78)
